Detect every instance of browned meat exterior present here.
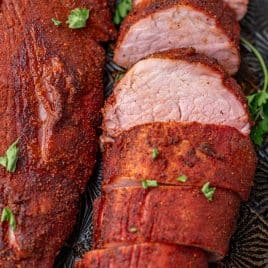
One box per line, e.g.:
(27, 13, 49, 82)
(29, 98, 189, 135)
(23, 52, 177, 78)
(113, 0, 240, 74)
(103, 122, 256, 201)
(75, 243, 208, 268)
(103, 49, 251, 139)
(132, 0, 248, 20)
(93, 186, 241, 261)
(224, 0, 248, 20)
(0, 1, 115, 267)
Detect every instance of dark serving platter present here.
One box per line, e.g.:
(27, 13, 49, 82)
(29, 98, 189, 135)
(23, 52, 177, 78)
(55, 1, 268, 267)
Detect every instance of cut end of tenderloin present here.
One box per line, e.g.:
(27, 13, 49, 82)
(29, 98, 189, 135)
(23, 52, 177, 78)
(103, 49, 251, 140)
(114, 0, 240, 74)
(75, 243, 208, 268)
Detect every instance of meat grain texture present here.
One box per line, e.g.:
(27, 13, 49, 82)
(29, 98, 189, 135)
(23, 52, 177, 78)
(103, 49, 251, 138)
(0, 1, 115, 267)
(113, 0, 240, 74)
(133, 0, 249, 20)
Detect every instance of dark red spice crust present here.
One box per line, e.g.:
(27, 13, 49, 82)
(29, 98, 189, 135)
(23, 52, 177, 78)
(103, 121, 256, 201)
(75, 243, 208, 268)
(0, 1, 115, 267)
(93, 186, 241, 261)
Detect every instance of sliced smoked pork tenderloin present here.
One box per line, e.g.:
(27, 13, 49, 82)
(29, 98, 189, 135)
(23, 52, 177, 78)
(103, 122, 256, 201)
(75, 243, 208, 268)
(103, 49, 251, 140)
(93, 186, 240, 261)
(132, 0, 248, 20)
(113, 0, 240, 74)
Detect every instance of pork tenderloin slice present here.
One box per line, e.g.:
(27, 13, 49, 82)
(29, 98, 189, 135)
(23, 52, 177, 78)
(75, 243, 208, 268)
(103, 122, 256, 201)
(132, 0, 248, 20)
(103, 49, 251, 139)
(93, 186, 240, 261)
(114, 0, 240, 74)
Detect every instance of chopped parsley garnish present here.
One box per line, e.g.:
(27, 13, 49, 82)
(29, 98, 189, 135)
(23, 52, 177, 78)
(152, 147, 159, 160)
(1, 207, 16, 231)
(114, 0, 132, 25)
(51, 18, 62, 26)
(114, 73, 125, 82)
(141, 179, 158, 189)
(66, 8, 90, 29)
(176, 175, 188, 182)
(201, 182, 216, 202)
(129, 226, 138, 233)
(0, 139, 19, 173)
(241, 37, 268, 146)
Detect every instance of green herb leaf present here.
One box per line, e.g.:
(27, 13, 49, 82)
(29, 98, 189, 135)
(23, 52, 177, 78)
(152, 147, 159, 160)
(51, 18, 62, 26)
(241, 38, 268, 145)
(114, 73, 125, 82)
(176, 175, 188, 182)
(114, 0, 132, 25)
(141, 179, 158, 189)
(251, 117, 268, 145)
(0, 139, 19, 173)
(66, 8, 90, 29)
(129, 226, 138, 233)
(0, 156, 7, 168)
(1, 207, 16, 231)
(201, 182, 216, 202)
